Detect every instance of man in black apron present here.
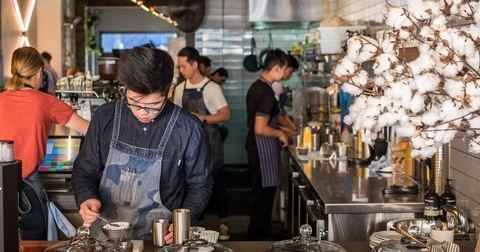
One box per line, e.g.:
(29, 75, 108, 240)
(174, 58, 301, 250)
(173, 47, 231, 239)
(72, 44, 212, 241)
(246, 49, 290, 240)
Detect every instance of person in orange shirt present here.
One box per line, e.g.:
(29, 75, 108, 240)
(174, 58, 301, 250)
(0, 47, 89, 239)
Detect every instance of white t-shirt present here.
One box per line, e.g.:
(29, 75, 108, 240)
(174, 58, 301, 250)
(272, 81, 284, 101)
(173, 77, 228, 115)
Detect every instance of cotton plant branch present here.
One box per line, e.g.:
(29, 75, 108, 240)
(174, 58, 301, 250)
(331, 0, 480, 158)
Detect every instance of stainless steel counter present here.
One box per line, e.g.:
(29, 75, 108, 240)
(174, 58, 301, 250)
(287, 146, 425, 241)
(288, 146, 424, 214)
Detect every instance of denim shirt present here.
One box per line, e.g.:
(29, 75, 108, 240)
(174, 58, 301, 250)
(72, 101, 212, 222)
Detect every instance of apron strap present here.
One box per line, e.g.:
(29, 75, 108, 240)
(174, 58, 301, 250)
(111, 100, 123, 143)
(156, 106, 181, 155)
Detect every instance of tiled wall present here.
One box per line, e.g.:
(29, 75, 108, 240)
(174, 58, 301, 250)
(337, 0, 406, 24)
(449, 138, 480, 227)
(195, 0, 307, 164)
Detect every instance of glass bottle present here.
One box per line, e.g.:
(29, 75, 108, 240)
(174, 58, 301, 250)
(424, 179, 441, 221)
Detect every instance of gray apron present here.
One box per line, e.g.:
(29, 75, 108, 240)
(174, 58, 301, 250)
(255, 97, 281, 188)
(98, 100, 180, 239)
(181, 81, 224, 171)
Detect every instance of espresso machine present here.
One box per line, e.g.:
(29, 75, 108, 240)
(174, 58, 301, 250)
(0, 161, 22, 251)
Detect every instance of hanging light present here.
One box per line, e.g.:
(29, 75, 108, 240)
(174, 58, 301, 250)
(130, 0, 178, 27)
(12, 0, 37, 47)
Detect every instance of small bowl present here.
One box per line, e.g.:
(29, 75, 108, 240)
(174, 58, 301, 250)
(102, 221, 131, 243)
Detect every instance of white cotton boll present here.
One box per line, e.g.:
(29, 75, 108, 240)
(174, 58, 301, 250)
(469, 117, 480, 129)
(374, 53, 396, 75)
(421, 110, 440, 126)
(444, 79, 464, 98)
(459, 3, 476, 17)
(410, 93, 425, 113)
(466, 50, 480, 69)
(374, 76, 386, 87)
(466, 25, 480, 40)
(466, 82, 480, 96)
(431, 15, 447, 31)
(410, 116, 423, 126)
(399, 30, 413, 40)
(421, 146, 438, 158)
(469, 137, 480, 153)
(358, 43, 378, 63)
(334, 57, 356, 76)
(443, 131, 457, 144)
(408, 0, 432, 20)
(378, 112, 400, 128)
(346, 37, 362, 61)
(435, 61, 463, 78)
(363, 118, 376, 129)
(364, 106, 380, 118)
(440, 99, 460, 121)
(411, 136, 426, 149)
(475, 6, 480, 23)
(341, 83, 362, 95)
(469, 97, 480, 111)
(352, 70, 369, 86)
(386, 7, 411, 29)
(439, 31, 454, 46)
(414, 73, 440, 94)
(426, 1, 442, 16)
(420, 26, 435, 41)
(408, 53, 435, 75)
(384, 71, 395, 83)
(396, 123, 416, 137)
(381, 40, 396, 54)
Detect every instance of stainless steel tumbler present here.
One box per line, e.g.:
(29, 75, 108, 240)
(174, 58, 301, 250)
(173, 209, 191, 245)
(152, 219, 169, 247)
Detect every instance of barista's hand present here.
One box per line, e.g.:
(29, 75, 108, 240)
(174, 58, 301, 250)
(79, 198, 101, 227)
(278, 130, 289, 148)
(164, 224, 174, 245)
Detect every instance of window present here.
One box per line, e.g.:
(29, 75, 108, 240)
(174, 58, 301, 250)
(100, 32, 178, 54)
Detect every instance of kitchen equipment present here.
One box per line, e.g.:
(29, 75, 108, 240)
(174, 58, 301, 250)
(0, 140, 14, 162)
(243, 38, 260, 72)
(118, 241, 133, 252)
(268, 224, 346, 252)
(101, 221, 131, 243)
(97, 57, 119, 81)
(161, 239, 234, 252)
(173, 209, 191, 245)
(152, 219, 169, 247)
(259, 33, 273, 68)
(45, 226, 131, 251)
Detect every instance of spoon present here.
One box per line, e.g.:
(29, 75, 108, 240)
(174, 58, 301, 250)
(97, 215, 120, 227)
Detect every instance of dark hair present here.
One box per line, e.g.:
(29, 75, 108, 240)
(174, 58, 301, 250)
(286, 54, 299, 70)
(198, 56, 211, 68)
(212, 67, 228, 78)
(118, 44, 174, 95)
(41, 52, 52, 63)
(178, 46, 200, 64)
(262, 49, 288, 71)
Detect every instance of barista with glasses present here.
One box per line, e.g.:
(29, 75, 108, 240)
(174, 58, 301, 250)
(72, 44, 212, 241)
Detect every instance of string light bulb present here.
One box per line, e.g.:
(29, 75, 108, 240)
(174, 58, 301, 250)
(130, 0, 178, 27)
